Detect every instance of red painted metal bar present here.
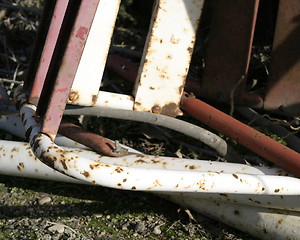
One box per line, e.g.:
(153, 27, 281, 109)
(106, 54, 202, 95)
(28, 0, 69, 106)
(58, 122, 128, 157)
(37, 0, 100, 141)
(264, 0, 300, 116)
(201, 0, 260, 107)
(181, 94, 300, 177)
(23, 0, 57, 92)
(106, 55, 139, 84)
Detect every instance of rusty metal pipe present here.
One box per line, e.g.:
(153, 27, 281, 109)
(58, 122, 128, 157)
(181, 94, 300, 177)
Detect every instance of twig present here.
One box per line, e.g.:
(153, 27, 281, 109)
(229, 75, 245, 116)
(45, 221, 77, 234)
(0, 3, 42, 16)
(0, 78, 23, 84)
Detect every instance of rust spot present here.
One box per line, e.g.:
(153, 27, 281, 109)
(151, 159, 160, 164)
(92, 94, 97, 104)
(12, 147, 19, 152)
(32, 138, 41, 152)
(60, 159, 68, 170)
(232, 174, 239, 179)
(189, 165, 195, 170)
(117, 183, 122, 187)
(274, 189, 280, 193)
(219, 193, 228, 197)
(135, 159, 147, 164)
(115, 167, 124, 173)
(131, 186, 136, 190)
(155, 179, 162, 187)
(277, 219, 283, 225)
(152, 105, 161, 114)
(161, 102, 178, 117)
(233, 210, 240, 216)
(68, 91, 79, 103)
(17, 166, 21, 171)
(149, 86, 155, 90)
(35, 169, 38, 173)
(75, 26, 88, 40)
(123, 178, 127, 182)
(81, 171, 90, 178)
(187, 47, 193, 56)
(40, 155, 55, 169)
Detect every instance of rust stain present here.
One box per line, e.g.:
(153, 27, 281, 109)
(82, 171, 90, 178)
(115, 167, 124, 173)
(135, 159, 147, 164)
(233, 210, 240, 216)
(68, 91, 79, 103)
(92, 94, 98, 105)
(131, 186, 136, 190)
(60, 159, 68, 170)
(232, 174, 239, 179)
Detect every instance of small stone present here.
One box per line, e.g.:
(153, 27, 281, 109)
(153, 225, 161, 235)
(135, 222, 145, 232)
(92, 213, 103, 218)
(38, 196, 52, 205)
(121, 222, 130, 230)
(48, 223, 65, 234)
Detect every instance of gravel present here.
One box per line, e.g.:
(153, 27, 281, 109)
(0, 175, 256, 240)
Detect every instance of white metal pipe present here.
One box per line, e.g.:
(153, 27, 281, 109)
(164, 194, 300, 240)
(69, 0, 121, 106)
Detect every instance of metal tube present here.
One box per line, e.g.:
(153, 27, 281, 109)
(181, 94, 300, 177)
(58, 122, 128, 157)
(63, 106, 242, 162)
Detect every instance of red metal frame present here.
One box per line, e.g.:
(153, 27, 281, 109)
(264, 0, 300, 116)
(201, 0, 262, 108)
(36, 0, 100, 141)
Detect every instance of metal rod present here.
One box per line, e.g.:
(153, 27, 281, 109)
(58, 122, 128, 157)
(181, 94, 300, 177)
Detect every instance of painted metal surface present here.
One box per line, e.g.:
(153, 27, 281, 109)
(58, 122, 128, 157)
(23, 0, 57, 92)
(28, 0, 69, 106)
(10, 84, 300, 240)
(264, 0, 300, 116)
(37, 0, 100, 141)
(1, 138, 300, 240)
(166, 195, 300, 240)
(93, 91, 134, 110)
(201, 0, 261, 107)
(133, 0, 204, 117)
(68, 0, 121, 106)
(181, 94, 300, 177)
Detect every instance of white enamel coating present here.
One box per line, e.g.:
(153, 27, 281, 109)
(94, 91, 134, 110)
(133, 0, 204, 116)
(69, 0, 121, 106)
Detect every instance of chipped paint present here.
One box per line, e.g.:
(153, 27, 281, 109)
(133, 0, 204, 117)
(69, 0, 121, 106)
